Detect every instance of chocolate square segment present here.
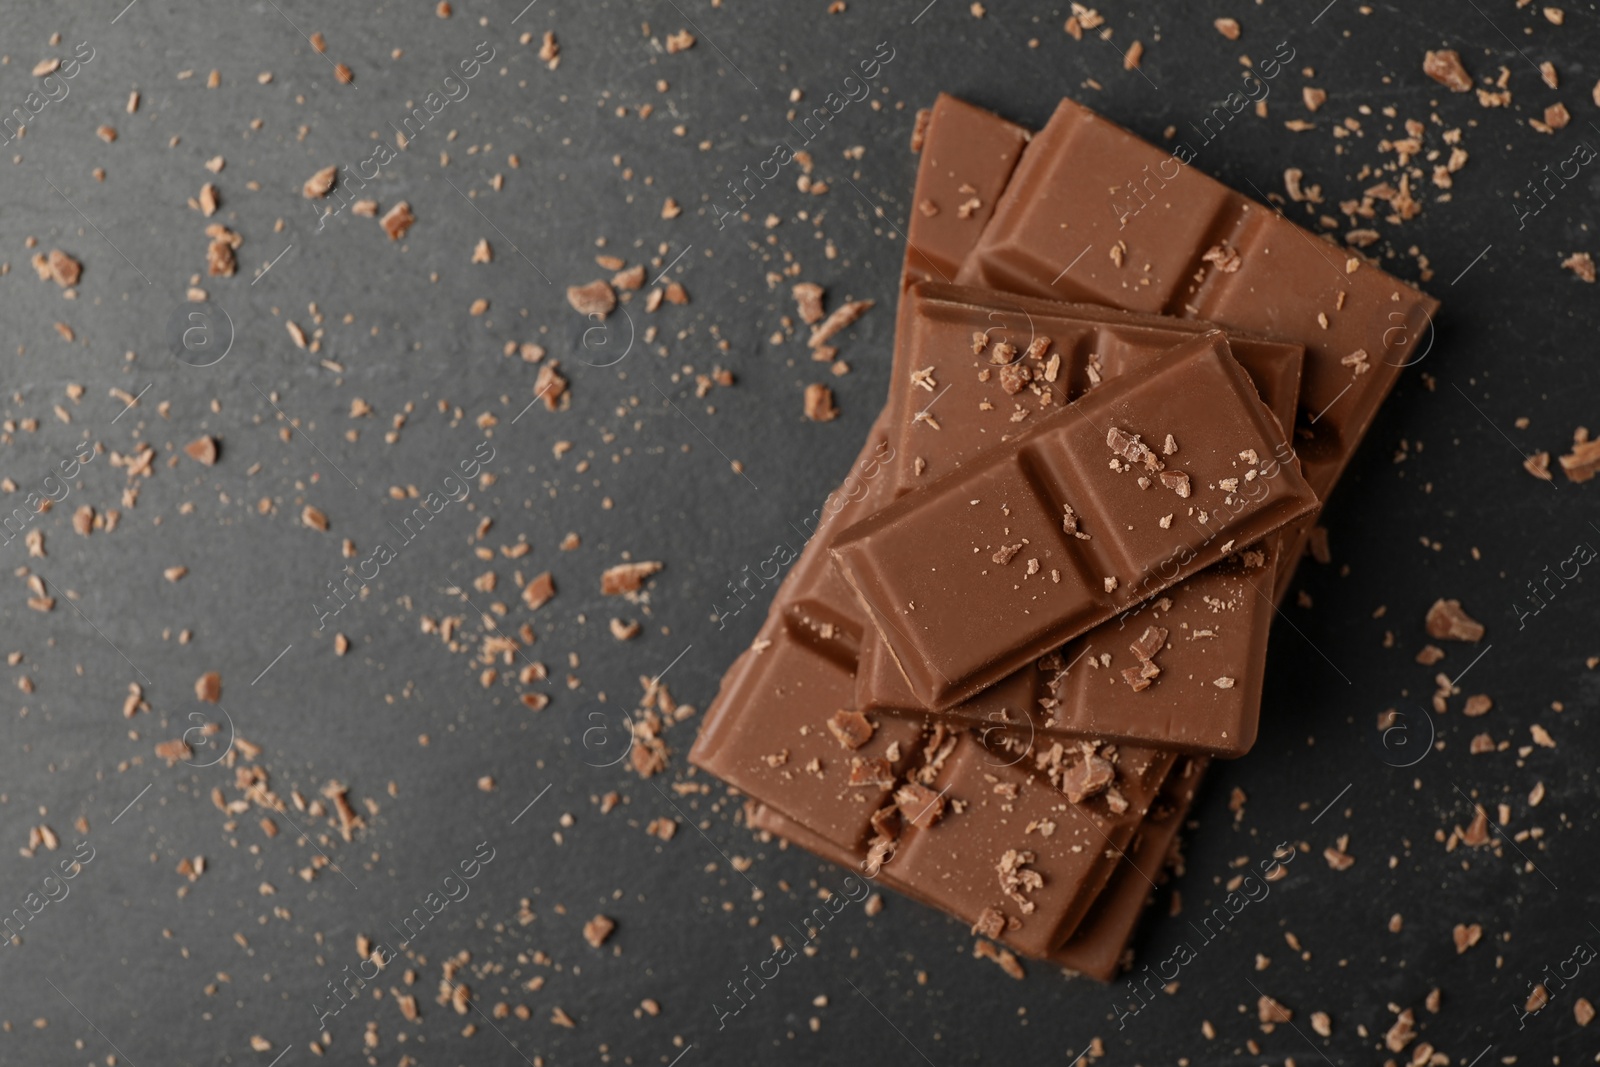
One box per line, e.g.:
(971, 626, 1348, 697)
(832, 333, 1318, 710)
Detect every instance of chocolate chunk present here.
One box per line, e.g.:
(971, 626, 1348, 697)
(895, 781, 947, 829)
(1061, 752, 1114, 803)
(804, 382, 839, 422)
(302, 165, 337, 198)
(523, 571, 556, 610)
(1423, 49, 1473, 93)
(1425, 598, 1485, 642)
(971, 906, 1007, 939)
(848, 758, 895, 788)
(827, 710, 875, 750)
(567, 279, 616, 318)
(792, 282, 825, 324)
(600, 561, 662, 594)
(379, 201, 414, 240)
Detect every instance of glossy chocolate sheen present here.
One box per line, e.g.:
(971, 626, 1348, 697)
(746, 755, 1207, 978)
(886, 732, 1173, 957)
(692, 97, 1029, 861)
(903, 94, 1030, 291)
(854, 283, 1302, 756)
(954, 97, 1439, 601)
(831, 332, 1319, 710)
(692, 98, 1178, 952)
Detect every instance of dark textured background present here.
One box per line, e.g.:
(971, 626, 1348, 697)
(3, 1, 1598, 1064)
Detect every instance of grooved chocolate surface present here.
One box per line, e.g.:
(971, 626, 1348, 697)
(854, 282, 1304, 756)
(831, 332, 1318, 710)
(955, 97, 1439, 596)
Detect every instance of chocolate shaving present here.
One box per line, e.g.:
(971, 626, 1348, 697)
(827, 710, 875, 750)
(1425, 598, 1485, 642)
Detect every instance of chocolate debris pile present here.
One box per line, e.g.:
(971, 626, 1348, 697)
(690, 95, 1439, 980)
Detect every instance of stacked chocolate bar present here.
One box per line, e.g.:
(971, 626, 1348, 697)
(690, 95, 1439, 980)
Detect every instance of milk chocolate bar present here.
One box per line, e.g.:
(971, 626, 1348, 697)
(692, 98, 1179, 952)
(832, 331, 1319, 710)
(853, 283, 1303, 756)
(747, 755, 1206, 979)
(902, 94, 1030, 290)
(956, 97, 1440, 595)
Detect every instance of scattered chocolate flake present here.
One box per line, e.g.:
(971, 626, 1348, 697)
(195, 671, 221, 702)
(1423, 50, 1473, 93)
(301, 505, 330, 532)
(582, 914, 616, 948)
(1462, 694, 1492, 717)
(1425, 598, 1485, 642)
(849, 758, 894, 788)
(600, 560, 663, 594)
(808, 298, 874, 349)
(155, 738, 192, 764)
(895, 782, 946, 828)
(792, 282, 825, 324)
(523, 571, 556, 610)
(827, 710, 875, 750)
(1159, 470, 1191, 498)
(971, 907, 1007, 939)
(534, 361, 569, 411)
(1323, 846, 1354, 870)
(1061, 750, 1114, 803)
(1415, 644, 1445, 665)
(302, 165, 337, 199)
(973, 939, 1025, 979)
(991, 543, 1022, 565)
(379, 200, 414, 240)
(1560, 252, 1595, 282)
(910, 107, 931, 152)
(1385, 1008, 1417, 1052)
(184, 436, 218, 465)
(664, 28, 695, 53)
(1257, 994, 1293, 1024)
(1213, 17, 1240, 39)
(997, 848, 1044, 911)
(1202, 243, 1242, 273)
(803, 382, 839, 422)
(47, 250, 81, 287)
(1576, 998, 1595, 1026)
(1061, 503, 1089, 539)
(1559, 433, 1600, 481)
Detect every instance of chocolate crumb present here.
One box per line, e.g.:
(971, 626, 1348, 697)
(379, 200, 414, 240)
(827, 710, 875, 750)
(1423, 50, 1473, 93)
(1426, 598, 1485, 642)
(184, 436, 219, 465)
(895, 782, 946, 828)
(792, 282, 825, 324)
(567, 279, 617, 317)
(600, 561, 663, 594)
(582, 914, 616, 948)
(523, 571, 556, 610)
(972, 939, 1025, 979)
(804, 382, 839, 422)
(302, 165, 337, 198)
(1061, 751, 1114, 803)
